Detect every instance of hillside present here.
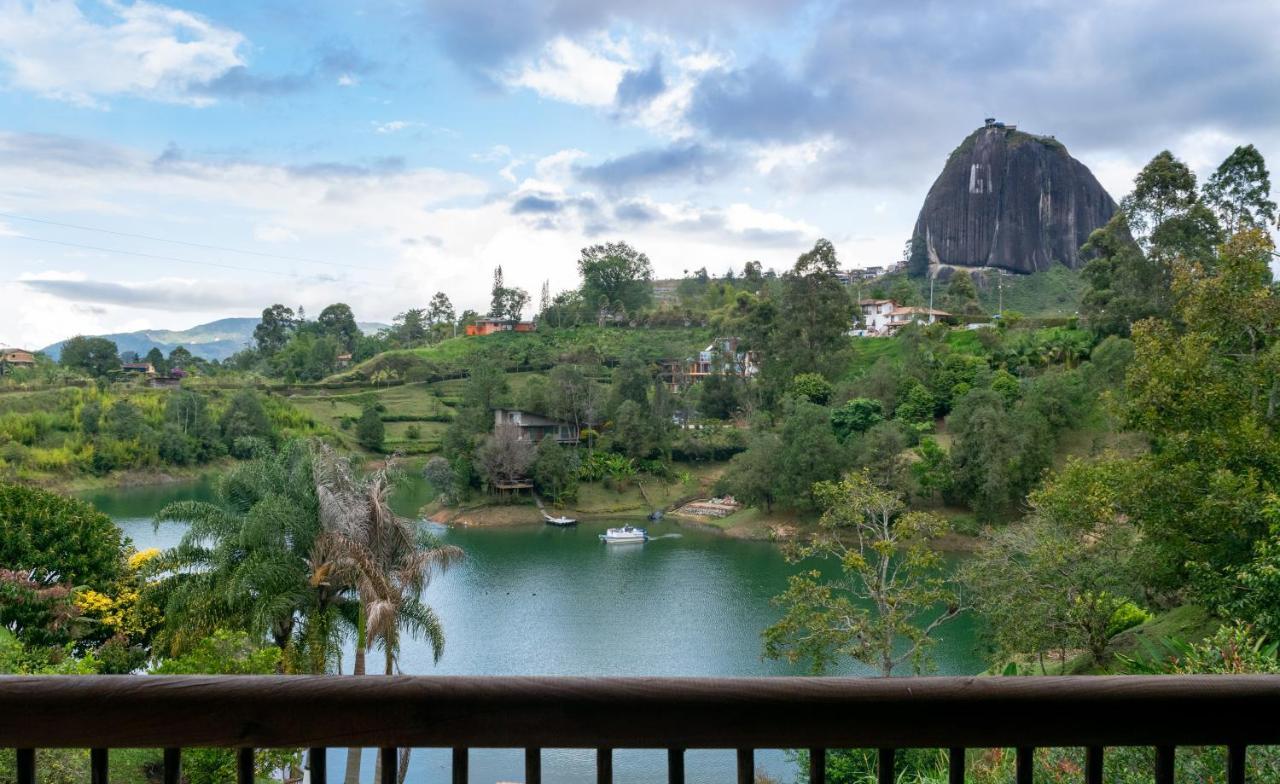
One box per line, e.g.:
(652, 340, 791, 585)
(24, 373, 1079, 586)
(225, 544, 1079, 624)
(40, 317, 387, 361)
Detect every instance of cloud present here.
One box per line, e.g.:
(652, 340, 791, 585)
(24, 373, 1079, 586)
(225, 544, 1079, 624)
(417, 0, 802, 79)
(510, 195, 564, 214)
(0, 0, 245, 107)
(573, 143, 735, 189)
(193, 43, 376, 98)
(0, 2, 376, 105)
(615, 57, 666, 107)
(678, 1, 1280, 189)
(507, 35, 632, 106)
(20, 277, 249, 310)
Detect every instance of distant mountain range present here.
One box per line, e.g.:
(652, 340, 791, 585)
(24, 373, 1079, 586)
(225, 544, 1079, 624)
(40, 317, 388, 362)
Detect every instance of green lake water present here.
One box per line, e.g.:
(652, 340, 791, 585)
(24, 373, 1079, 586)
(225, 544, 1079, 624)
(85, 477, 987, 784)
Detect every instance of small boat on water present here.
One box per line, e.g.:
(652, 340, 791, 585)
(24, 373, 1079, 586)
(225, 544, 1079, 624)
(599, 524, 648, 543)
(543, 512, 577, 526)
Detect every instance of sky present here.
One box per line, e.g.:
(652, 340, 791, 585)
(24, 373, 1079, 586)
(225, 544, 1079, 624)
(1, 0, 1279, 349)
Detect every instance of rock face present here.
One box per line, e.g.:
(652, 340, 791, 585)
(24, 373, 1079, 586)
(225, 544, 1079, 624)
(912, 121, 1118, 274)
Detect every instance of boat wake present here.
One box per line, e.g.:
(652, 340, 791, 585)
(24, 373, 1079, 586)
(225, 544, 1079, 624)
(647, 533, 683, 540)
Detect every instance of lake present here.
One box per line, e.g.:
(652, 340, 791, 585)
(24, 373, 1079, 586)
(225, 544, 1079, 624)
(82, 477, 985, 784)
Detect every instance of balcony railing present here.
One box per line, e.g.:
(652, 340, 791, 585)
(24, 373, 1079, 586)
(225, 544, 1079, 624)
(3, 675, 1279, 784)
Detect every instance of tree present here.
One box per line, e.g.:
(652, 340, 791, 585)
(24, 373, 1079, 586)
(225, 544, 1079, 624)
(0, 483, 122, 590)
(547, 364, 600, 436)
(154, 441, 322, 658)
(531, 437, 579, 505)
(831, 398, 884, 441)
(488, 266, 531, 320)
(772, 239, 855, 383)
(392, 308, 428, 343)
(317, 303, 361, 352)
(965, 459, 1143, 668)
(219, 389, 275, 455)
(145, 347, 168, 376)
(1203, 144, 1277, 234)
(426, 292, 456, 326)
(356, 405, 385, 451)
(608, 356, 650, 414)
(943, 270, 983, 317)
(578, 241, 654, 314)
(311, 447, 462, 784)
(1119, 228, 1280, 596)
(764, 472, 961, 676)
(718, 433, 781, 512)
(789, 373, 833, 405)
(1080, 212, 1162, 335)
(59, 336, 119, 378)
(253, 305, 296, 355)
(476, 425, 534, 488)
(167, 346, 193, 370)
(774, 398, 846, 511)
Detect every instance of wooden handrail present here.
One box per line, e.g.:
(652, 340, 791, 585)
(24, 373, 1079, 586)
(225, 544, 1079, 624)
(1, 675, 1279, 750)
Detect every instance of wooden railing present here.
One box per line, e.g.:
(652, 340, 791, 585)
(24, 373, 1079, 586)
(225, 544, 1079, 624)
(3, 675, 1279, 783)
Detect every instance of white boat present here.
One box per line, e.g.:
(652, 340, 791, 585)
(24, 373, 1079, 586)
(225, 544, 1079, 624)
(599, 524, 647, 543)
(543, 512, 577, 526)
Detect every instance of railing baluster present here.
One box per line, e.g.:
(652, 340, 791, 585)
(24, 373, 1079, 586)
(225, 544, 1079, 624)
(1155, 746, 1175, 784)
(162, 748, 181, 784)
(1227, 744, 1246, 784)
(667, 748, 685, 784)
(236, 748, 253, 784)
(736, 748, 753, 784)
(525, 747, 541, 784)
(809, 747, 826, 784)
(877, 748, 895, 784)
(1086, 746, 1103, 784)
(15, 748, 34, 784)
(91, 748, 108, 784)
(948, 747, 964, 784)
(1016, 746, 1034, 784)
(596, 748, 613, 784)
(379, 747, 398, 784)
(309, 748, 327, 784)
(450, 747, 466, 784)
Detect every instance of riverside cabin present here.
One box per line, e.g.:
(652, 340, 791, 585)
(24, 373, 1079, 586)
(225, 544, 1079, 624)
(466, 318, 536, 336)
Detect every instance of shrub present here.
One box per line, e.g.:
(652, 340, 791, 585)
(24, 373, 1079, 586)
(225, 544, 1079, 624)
(0, 483, 122, 589)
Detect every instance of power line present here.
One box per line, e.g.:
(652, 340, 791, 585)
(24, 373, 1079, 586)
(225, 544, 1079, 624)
(0, 210, 383, 272)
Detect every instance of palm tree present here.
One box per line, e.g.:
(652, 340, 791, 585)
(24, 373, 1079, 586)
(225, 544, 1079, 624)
(155, 440, 323, 661)
(312, 446, 462, 784)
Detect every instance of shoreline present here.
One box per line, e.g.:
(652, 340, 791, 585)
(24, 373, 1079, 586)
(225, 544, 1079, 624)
(426, 500, 983, 550)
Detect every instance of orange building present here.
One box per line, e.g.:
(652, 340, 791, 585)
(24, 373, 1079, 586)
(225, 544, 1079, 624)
(465, 319, 536, 336)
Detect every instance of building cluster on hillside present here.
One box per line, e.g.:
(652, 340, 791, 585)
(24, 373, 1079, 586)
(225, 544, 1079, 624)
(852, 299, 952, 337)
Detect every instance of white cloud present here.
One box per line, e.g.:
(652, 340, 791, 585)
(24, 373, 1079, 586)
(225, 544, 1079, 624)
(0, 0, 245, 107)
(374, 120, 416, 134)
(507, 35, 632, 107)
(253, 225, 300, 243)
(336, 73, 359, 87)
(751, 136, 840, 175)
(0, 131, 832, 346)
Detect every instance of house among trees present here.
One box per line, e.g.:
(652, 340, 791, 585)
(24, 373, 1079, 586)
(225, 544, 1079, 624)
(466, 318, 536, 336)
(120, 361, 156, 375)
(492, 408, 580, 444)
(659, 337, 759, 390)
(853, 300, 951, 336)
(0, 347, 36, 371)
(335, 352, 353, 368)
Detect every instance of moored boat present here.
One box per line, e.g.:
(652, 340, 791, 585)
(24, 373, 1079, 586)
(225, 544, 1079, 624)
(544, 512, 577, 526)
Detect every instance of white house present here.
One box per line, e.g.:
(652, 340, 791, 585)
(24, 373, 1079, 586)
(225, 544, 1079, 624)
(852, 299, 896, 336)
(852, 301, 951, 337)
